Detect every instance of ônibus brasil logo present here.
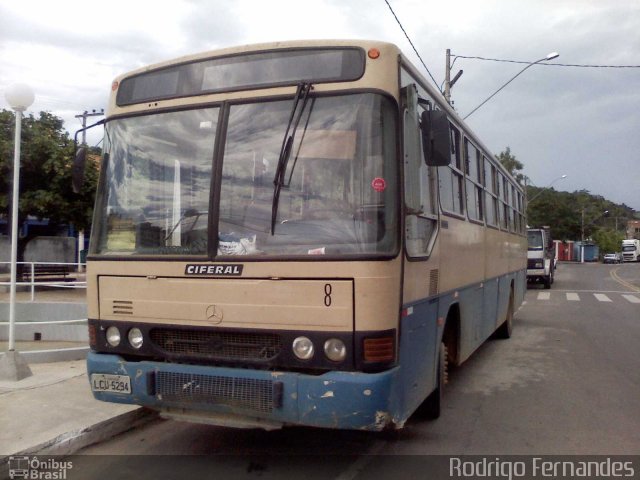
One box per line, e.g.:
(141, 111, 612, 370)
(8, 456, 73, 479)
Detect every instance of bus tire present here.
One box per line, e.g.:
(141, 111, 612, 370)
(495, 289, 514, 339)
(420, 342, 446, 419)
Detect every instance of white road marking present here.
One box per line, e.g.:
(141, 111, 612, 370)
(622, 294, 640, 304)
(594, 293, 612, 302)
(530, 290, 639, 304)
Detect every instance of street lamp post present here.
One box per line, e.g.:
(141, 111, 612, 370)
(0, 83, 35, 381)
(527, 174, 568, 204)
(463, 52, 559, 120)
(581, 209, 609, 263)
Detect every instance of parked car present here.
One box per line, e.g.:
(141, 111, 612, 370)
(603, 253, 622, 264)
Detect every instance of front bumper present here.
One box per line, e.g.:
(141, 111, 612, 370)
(87, 351, 402, 431)
(527, 268, 547, 280)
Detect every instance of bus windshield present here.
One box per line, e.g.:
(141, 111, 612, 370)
(91, 93, 398, 258)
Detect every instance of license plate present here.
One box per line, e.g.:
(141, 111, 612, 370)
(91, 374, 131, 394)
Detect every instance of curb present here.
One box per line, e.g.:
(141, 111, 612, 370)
(2, 407, 158, 460)
(0, 347, 89, 364)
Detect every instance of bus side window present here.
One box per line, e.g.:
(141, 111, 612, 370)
(464, 138, 483, 223)
(484, 157, 498, 227)
(439, 124, 464, 215)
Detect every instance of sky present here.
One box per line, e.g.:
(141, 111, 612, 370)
(1, 0, 639, 210)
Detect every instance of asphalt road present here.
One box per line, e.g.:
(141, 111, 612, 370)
(74, 262, 640, 478)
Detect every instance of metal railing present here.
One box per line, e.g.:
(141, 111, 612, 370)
(0, 261, 86, 302)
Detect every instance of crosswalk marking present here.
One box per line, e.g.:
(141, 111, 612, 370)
(594, 294, 612, 302)
(622, 294, 640, 304)
(527, 292, 640, 304)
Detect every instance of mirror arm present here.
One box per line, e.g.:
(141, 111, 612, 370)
(72, 119, 105, 193)
(417, 97, 431, 109)
(73, 119, 105, 152)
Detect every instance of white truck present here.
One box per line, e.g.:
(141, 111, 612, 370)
(621, 239, 640, 262)
(527, 227, 555, 289)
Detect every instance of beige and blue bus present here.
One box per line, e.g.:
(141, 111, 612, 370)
(84, 40, 526, 431)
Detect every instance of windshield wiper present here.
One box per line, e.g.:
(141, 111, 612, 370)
(271, 82, 313, 235)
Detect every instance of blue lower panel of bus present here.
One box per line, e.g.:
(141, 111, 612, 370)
(87, 352, 402, 431)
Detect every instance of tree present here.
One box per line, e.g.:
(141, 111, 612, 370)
(592, 228, 624, 255)
(527, 187, 635, 247)
(496, 147, 524, 184)
(0, 110, 99, 264)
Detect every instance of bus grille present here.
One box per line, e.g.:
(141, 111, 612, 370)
(155, 372, 279, 413)
(149, 328, 282, 362)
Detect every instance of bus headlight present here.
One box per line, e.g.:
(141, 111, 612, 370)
(324, 338, 346, 362)
(106, 326, 121, 347)
(292, 336, 314, 360)
(128, 328, 144, 349)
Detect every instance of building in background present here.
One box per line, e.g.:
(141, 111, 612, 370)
(627, 220, 640, 240)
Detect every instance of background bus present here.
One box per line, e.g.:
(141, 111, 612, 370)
(84, 40, 526, 431)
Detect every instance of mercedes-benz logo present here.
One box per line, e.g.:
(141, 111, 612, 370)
(206, 304, 223, 324)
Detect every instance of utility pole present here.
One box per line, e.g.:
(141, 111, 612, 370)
(444, 49, 463, 106)
(75, 109, 104, 145)
(444, 49, 451, 104)
(581, 208, 609, 263)
(581, 208, 585, 263)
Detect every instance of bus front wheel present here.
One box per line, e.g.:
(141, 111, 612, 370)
(495, 289, 514, 339)
(419, 342, 447, 419)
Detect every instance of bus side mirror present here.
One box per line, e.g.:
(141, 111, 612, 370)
(72, 146, 87, 193)
(421, 110, 451, 167)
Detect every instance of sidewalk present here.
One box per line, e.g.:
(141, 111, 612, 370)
(0, 358, 154, 458)
(1, 286, 156, 459)
(1, 284, 89, 364)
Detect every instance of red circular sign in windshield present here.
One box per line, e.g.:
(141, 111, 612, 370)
(371, 177, 386, 192)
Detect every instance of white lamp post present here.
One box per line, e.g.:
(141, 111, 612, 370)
(464, 52, 560, 120)
(0, 83, 35, 381)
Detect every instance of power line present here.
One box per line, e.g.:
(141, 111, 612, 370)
(452, 54, 640, 69)
(383, 0, 441, 91)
